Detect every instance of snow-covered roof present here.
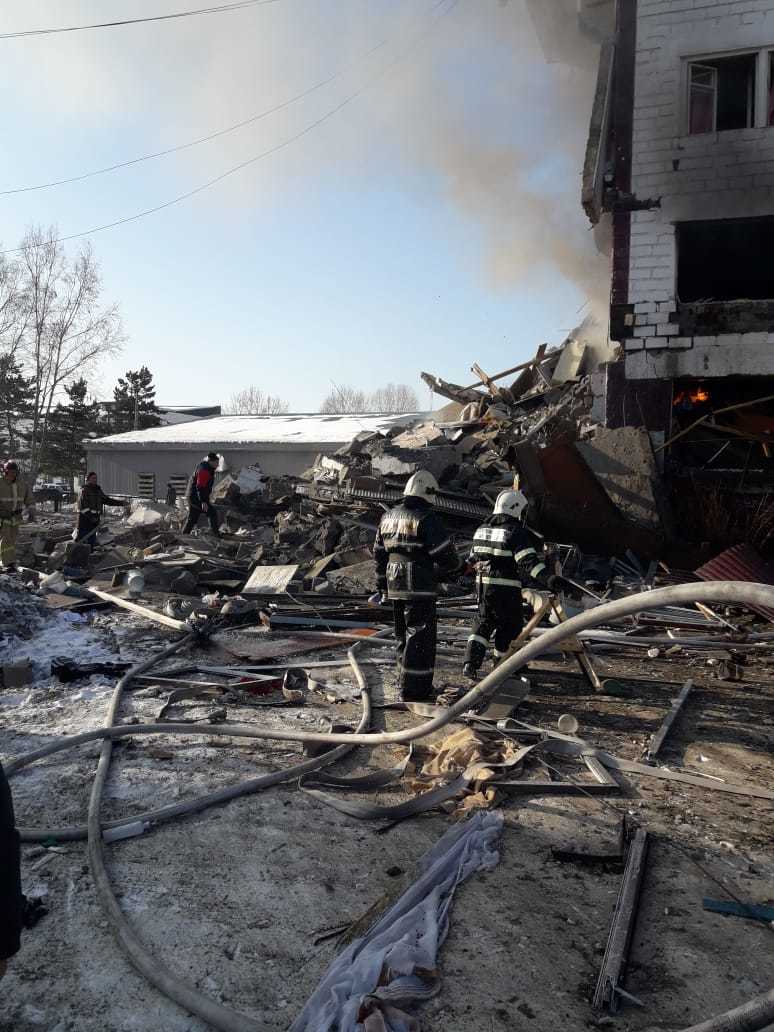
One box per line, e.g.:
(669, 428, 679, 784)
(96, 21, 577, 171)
(88, 412, 422, 451)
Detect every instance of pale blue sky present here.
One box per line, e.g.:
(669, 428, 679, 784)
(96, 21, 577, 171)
(0, 1, 604, 410)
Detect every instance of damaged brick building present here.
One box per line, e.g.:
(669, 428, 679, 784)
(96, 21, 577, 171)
(534, 0, 774, 551)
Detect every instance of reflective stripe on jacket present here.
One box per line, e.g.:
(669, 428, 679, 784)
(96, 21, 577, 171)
(0, 477, 32, 521)
(468, 514, 550, 596)
(373, 497, 458, 601)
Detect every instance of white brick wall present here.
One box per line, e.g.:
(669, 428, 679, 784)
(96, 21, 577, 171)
(630, 0, 774, 317)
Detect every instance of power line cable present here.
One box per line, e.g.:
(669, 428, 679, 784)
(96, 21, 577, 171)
(0, 0, 280, 40)
(2, 0, 458, 255)
(0, 41, 394, 195)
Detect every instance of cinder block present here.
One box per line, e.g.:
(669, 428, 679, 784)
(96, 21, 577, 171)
(656, 323, 680, 336)
(693, 336, 718, 348)
(634, 325, 656, 338)
(634, 301, 657, 314)
(668, 337, 692, 349)
(625, 338, 644, 351)
(2, 659, 32, 688)
(644, 337, 664, 349)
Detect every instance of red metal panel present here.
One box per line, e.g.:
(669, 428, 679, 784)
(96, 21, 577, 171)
(696, 543, 774, 620)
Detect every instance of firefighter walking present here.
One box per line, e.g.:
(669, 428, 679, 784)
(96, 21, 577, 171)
(374, 471, 458, 701)
(0, 462, 35, 572)
(463, 489, 569, 678)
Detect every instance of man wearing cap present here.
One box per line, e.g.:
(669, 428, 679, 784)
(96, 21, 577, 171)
(373, 471, 458, 701)
(0, 461, 35, 572)
(183, 452, 221, 536)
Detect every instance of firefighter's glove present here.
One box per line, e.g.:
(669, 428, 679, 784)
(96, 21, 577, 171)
(547, 575, 574, 595)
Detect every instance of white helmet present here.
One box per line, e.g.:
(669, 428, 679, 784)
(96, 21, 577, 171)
(403, 470, 439, 503)
(493, 489, 528, 519)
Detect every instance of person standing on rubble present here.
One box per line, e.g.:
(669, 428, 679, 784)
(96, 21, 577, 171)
(373, 471, 458, 701)
(0, 461, 35, 573)
(183, 452, 221, 536)
(462, 489, 571, 679)
(75, 472, 127, 548)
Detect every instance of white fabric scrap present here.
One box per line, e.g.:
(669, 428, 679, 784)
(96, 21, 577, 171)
(290, 810, 504, 1032)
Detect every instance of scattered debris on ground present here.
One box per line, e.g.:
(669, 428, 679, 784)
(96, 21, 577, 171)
(3, 338, 774, 1031)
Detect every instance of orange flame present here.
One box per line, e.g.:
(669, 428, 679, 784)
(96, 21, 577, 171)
(674, 386, 710, 407)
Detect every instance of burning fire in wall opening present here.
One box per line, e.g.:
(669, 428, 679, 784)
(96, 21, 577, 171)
(673, 385, 710, 407)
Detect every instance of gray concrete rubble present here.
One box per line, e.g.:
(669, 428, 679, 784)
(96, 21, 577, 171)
(3, 331, 774, 1032)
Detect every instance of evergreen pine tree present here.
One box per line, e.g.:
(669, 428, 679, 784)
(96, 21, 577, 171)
(111, 366, 160, 432)
(0, 353, 35, 460)
(43, 378, 102, 481)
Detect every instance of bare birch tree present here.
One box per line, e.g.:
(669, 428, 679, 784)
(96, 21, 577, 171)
(9, 227, 124, 475)
(226, 385, 289, 415)
(319, 382, 419, 414)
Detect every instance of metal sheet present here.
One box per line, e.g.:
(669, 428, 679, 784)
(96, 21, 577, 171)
(242, 564, 299, 595)
(696, 543, 774, 621)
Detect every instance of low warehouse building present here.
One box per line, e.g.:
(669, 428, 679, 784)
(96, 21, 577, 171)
(86, 412, 421, 498)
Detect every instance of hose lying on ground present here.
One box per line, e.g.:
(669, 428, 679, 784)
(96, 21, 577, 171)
(10, 581, 774, 757)
(7, 582, 774, 1031)
(79, 631, 384, 1032)
(677, 987, 774, 1032)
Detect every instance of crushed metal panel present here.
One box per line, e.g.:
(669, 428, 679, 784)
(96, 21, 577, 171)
(242, 564, 299, 595)
(696, 543, 774, 621)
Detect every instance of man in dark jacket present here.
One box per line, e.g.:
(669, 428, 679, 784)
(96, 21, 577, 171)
(0, 760, 22, 981)
(183, 452, 220, 536)
(463, 489, 570, 678)
(76, 472, 126, 547)
(373, 471, 458, 701)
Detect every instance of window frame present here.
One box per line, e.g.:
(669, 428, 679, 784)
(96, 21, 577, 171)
(683, 47, 768, 136)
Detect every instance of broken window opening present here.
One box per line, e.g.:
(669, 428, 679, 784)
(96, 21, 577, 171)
(668, 378, 774, 479)
(677, 217, 774, 303)
(688, 54, 756, 134)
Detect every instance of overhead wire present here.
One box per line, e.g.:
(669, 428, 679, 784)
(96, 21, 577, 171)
(0, 0, 280, 40)
(0, 36, 399, 196)
(1, 0, 458, 255)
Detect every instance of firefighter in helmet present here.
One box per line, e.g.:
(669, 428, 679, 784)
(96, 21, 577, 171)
(463, 488, 570, 678)
(373, 471, 459, 701)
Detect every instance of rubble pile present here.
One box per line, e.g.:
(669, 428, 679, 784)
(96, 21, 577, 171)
(4, 334, 774, 1032)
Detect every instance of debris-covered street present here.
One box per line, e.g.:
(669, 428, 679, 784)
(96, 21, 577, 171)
(4, 1, 774, 1030)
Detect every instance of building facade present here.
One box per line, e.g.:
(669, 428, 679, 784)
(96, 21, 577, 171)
(86, 413, 420, 499)
(590, 1, 774, 380)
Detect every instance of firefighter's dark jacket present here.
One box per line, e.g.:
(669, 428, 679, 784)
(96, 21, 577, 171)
(77, 483, 124, 515)
(374, 496, 458, 600)
(468, 513, 551, 591)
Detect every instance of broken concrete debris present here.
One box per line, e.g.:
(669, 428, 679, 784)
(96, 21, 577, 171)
(3, 334, 774, 1032)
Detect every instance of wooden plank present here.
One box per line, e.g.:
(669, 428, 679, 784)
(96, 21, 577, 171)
(644, 681, 692, 763)
(88, 587, 189, 632)
(593, 829, 650, 1013)
(553, 601, 603, 692)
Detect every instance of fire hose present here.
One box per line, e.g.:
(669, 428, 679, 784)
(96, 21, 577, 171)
(6, 580, 774, 1031)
